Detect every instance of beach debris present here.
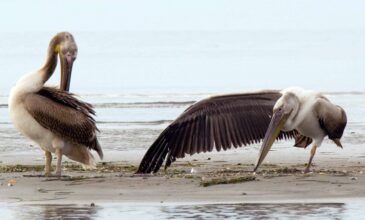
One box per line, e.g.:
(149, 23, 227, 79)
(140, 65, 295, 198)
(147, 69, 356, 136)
(191, 168, 198, 174)
(90, 202, 95, 207)
(184, 174, 195, 179)
(37, 188, 48, 193)
(186, 162, 194, 167)
(55, 191, 74, 196)
(41, 175, 104, 182)
(351, 177, 358, 181)
(200, 175, 256, 187)
(63, 162, 138, 173)
(168, 169, 187, 175)
(7, 179, 16, 187)
(257, 167, 302, 176)
(0, 164, 44, 173)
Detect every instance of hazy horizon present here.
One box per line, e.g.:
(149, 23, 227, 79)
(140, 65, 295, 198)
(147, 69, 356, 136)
(0, 1, 364, 94)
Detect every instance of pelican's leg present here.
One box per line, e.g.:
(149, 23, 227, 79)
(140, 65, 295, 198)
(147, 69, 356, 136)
(304, 144, 317, 173)
(44, 151, 52, 176)
(55, 149, 63, 176)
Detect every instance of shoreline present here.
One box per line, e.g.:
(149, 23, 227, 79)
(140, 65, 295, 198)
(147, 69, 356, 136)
(3, 198, 365, 206)
(0, 155, 364, 205)
(0, 139, 364, 205)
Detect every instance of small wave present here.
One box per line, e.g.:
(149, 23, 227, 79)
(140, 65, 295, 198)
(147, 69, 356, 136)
(96, 120, 173, 125)
(93, 101, 195, 108)
(0, 101, 195, 109)
(325, 91, 365, 95)
(0, 121, 172, 127)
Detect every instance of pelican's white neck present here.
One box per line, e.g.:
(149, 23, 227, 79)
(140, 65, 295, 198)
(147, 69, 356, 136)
(12, 71, 44, 96)
(278, 87, 321, 131)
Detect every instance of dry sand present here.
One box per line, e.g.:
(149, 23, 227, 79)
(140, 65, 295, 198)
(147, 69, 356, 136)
(0, 144, 364, 205)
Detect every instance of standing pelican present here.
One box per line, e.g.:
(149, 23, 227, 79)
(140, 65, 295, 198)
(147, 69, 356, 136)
(9, 32, 103, 176)
(137, 87, 346, 174)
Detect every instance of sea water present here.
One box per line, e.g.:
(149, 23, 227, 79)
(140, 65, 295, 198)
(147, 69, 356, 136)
(0, 91, 364, 155)
(1, 202, 365, 219)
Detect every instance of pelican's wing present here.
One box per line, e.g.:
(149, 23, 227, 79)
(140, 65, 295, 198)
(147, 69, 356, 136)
(24, 87, 103, 158)
(137, 91, 296, 173)
(315, 96, 347, 140)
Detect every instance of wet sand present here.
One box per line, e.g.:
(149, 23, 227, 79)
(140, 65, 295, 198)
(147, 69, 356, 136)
(0, 143, 364, 205)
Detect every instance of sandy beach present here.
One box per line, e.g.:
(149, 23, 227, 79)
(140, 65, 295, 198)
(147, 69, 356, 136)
(0, 142, 364, 205)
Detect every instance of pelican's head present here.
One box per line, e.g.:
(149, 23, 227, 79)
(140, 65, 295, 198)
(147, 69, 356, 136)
(273, 92, 300, 124)
(253, 91, 299, 172)
(53, 32, 78, 91)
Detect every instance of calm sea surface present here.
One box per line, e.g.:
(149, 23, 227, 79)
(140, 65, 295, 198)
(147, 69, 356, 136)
(0, 92, 364, 155)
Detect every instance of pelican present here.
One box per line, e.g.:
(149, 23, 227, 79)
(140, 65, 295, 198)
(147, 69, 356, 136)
(9, 32, 103, 176)
(137, 87, 346, 174)
(254, 87, 347, 173)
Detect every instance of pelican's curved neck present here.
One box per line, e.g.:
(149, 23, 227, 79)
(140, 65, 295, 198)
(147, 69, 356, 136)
(281, 93, 301, 131)
(39, 39, 59, 83)
(289, 99, 300, 122)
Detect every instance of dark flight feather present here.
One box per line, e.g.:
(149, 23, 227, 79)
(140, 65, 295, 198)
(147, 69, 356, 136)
(137, 91, 297, 174)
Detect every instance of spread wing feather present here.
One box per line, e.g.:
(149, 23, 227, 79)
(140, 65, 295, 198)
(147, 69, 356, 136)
(137, 91, 296, 173)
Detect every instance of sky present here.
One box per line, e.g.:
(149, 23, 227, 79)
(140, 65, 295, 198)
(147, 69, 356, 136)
(0, 1, 364, 93)
(1, 0, 365, 32)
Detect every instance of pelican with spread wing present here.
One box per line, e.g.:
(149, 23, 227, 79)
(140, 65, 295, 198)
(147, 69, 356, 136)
(137, 87, 346, 174)
(9, 32, 103, 176)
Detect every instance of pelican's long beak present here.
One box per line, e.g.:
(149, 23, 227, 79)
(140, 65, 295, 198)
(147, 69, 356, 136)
(60, 54, 74, 91)
(253, 109, 290, 172)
